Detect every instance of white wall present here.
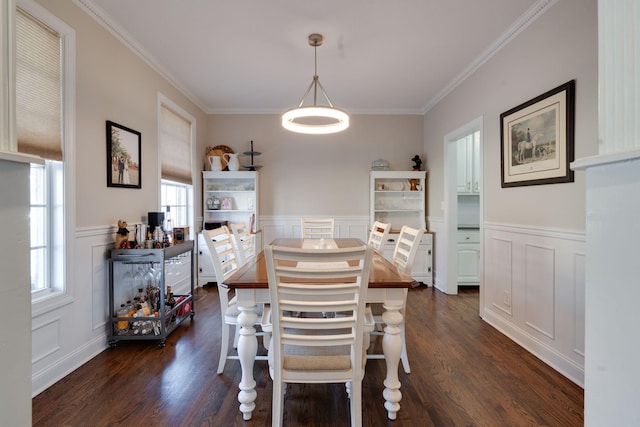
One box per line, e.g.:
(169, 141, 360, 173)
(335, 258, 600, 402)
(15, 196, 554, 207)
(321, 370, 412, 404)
(29, 0, 209, 395)
(203, 114, 424, 219)
(424, 0, 598, 385)
(578, 0, 640, 424)
(0, 156, 32, 426)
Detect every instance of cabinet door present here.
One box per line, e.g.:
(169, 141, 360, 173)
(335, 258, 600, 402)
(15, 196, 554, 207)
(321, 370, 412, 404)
(382, 234, 433, 285)
(457, 245, 480, 283)
(471, 132, 480, 193)
(197, 233, 216, 286)
(457, 134, 480, 194)
(457, 138, 471, 193)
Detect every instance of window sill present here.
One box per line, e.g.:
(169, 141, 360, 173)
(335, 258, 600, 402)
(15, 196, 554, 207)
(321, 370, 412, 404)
(32, 291, 74, 317)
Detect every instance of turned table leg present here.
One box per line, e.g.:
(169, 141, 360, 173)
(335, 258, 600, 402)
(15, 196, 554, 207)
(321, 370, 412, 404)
(236, 304, 258, 420)
(382, 301, 403, 420)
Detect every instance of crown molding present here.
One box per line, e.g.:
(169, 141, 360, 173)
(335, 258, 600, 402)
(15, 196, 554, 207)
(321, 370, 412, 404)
(421, 0, 558, 114)
(73, 0, 209, 113)
(74, 0, 556, 117)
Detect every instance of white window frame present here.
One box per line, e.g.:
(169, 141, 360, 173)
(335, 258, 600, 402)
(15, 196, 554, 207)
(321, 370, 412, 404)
(17, 0, 76, 314)
(158, 93, 195, 239)
(161, 178, 194, 234)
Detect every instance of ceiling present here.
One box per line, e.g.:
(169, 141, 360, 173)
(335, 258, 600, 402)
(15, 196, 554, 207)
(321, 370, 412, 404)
(83, 0, 545, 115)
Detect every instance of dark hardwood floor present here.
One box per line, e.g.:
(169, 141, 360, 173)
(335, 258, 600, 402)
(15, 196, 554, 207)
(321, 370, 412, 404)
(32, 285, 584, 426)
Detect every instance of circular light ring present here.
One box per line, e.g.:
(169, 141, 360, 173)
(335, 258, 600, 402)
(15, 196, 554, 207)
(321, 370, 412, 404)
(282, 106, 349, 135)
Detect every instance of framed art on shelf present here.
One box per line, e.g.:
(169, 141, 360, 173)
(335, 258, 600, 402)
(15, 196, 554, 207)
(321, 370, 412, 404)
(500, 80, 575, 188)
(220, 197, 233, 210)
(106, 120, 141, 189)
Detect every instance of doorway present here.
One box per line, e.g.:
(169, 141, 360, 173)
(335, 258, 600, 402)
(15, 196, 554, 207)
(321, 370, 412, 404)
(443, 117, 483, 315)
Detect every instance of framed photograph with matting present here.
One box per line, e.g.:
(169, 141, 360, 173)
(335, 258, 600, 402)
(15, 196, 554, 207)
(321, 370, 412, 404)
(500, 80, 575, 188)
(106, 120, 141, 189)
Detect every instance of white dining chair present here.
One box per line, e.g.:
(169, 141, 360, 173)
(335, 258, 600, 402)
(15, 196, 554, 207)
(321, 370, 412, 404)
(203, 227, 270, 374)
(367, 221, 391, 253)
(265, 244, 374, 427)
(230, 221, 255, 266)
(300, 218, 335, 239)
(367, 225, 423, 374)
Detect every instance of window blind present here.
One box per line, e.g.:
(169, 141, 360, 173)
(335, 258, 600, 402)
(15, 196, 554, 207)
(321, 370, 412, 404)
(160, 105, 192, 184)
(16, 8, 63, 161)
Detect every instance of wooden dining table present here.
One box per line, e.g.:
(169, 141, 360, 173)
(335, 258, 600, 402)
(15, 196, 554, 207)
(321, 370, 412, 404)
(223, 238, 415, 421)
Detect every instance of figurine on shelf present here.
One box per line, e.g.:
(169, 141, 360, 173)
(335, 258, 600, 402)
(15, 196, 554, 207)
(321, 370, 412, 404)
(411, 155, 422, 171)
(115, 220, 130, 249)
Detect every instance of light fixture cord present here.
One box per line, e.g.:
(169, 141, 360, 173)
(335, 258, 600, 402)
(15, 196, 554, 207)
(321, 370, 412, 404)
(313, 43, 318, 106)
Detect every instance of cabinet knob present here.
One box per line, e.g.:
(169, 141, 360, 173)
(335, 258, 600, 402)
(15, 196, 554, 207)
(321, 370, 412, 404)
(465, 237, 470, 240)
(428, 249, 432, 255)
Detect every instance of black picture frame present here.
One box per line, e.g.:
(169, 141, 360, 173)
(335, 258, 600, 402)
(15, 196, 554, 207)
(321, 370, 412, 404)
(500, 80, 575, 188)
(106, 120, 141, 189)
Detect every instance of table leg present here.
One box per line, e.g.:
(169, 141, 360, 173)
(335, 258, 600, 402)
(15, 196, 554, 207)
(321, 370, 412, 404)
(382, 301, 403, 420)
(237, 304, 258, 421)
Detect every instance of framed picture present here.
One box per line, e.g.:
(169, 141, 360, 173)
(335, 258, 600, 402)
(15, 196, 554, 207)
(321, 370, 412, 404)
(220, 197, 233, 210)
(500, 80, 575, 188)
(106, 120, 141, 189)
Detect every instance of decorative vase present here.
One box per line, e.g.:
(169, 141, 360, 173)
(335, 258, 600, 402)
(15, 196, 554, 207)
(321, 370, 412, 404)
(224, 153, 240, 171)
(208, 156, 223, 171)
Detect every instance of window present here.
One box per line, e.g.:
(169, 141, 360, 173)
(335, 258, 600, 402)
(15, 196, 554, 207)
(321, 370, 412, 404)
(161, 179, 191, 232)
(158, 95, 195, 237)
(29, 161, 63, 294)
(16, 0, 75, 302)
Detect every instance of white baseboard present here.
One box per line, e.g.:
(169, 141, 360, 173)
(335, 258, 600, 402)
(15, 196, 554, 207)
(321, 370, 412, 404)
(32, 334, 107, 397)
(483, 310, 584, 387)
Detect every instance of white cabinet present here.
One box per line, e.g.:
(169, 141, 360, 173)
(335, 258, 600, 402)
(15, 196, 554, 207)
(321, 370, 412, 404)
(370, 170, 426, 231)
(202, 171, 259, 228)
(457, 229, 480, 285)
(457, 132, 480, 194)
(197, 233, 216, 287)
(370, 170, 432, 285)
(381, 232, 433, 285)
(198, 171, 259, 286)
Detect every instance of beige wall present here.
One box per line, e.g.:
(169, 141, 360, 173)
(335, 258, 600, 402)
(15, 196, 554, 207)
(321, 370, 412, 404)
(39, 0, 209, 228)
(203, 114, 424, 219)
(424, 0, 598, 230)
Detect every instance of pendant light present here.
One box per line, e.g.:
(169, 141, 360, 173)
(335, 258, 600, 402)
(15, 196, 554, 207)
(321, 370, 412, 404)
(282, 34, 349, 135)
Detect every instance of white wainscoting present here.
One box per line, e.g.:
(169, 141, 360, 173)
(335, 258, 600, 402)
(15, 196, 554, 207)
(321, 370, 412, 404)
(483, 222, 585, 386)
(32, 226, 115, 396)
(32, 224, 194, 396)
(427, 217, 585, 386)
(258, 215, 370, 245)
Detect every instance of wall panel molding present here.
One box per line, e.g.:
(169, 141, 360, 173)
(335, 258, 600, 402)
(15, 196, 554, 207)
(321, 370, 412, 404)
(483, 222, 585, 386)
(524, 244, 555, 339)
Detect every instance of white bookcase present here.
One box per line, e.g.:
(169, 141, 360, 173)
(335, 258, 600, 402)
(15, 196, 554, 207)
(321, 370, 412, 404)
(198, 171, 260, 286)
(370, 170, 426, 231)
(370, 170, 433, 285)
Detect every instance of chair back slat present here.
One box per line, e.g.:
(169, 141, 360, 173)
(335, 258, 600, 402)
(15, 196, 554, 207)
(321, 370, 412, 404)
(392, 225, 424, 275)
(367, 221, 391, 253)
(204, 227, 241, 282)
(301, 218, 335, 239)
(230, 222, 255, 266)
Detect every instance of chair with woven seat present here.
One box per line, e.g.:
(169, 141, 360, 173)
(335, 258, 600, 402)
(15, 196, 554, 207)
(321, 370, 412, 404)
(301, 218, 335, 239)
(367, 221, 391, 253)
(367, 225, 423, 374)
(230, 221, 255, 266)
(265, 244, 373, 427)
(203, 226, 269, 374)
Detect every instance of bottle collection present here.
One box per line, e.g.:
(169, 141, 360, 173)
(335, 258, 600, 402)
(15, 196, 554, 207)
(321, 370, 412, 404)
(114, 263, 182, 336)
